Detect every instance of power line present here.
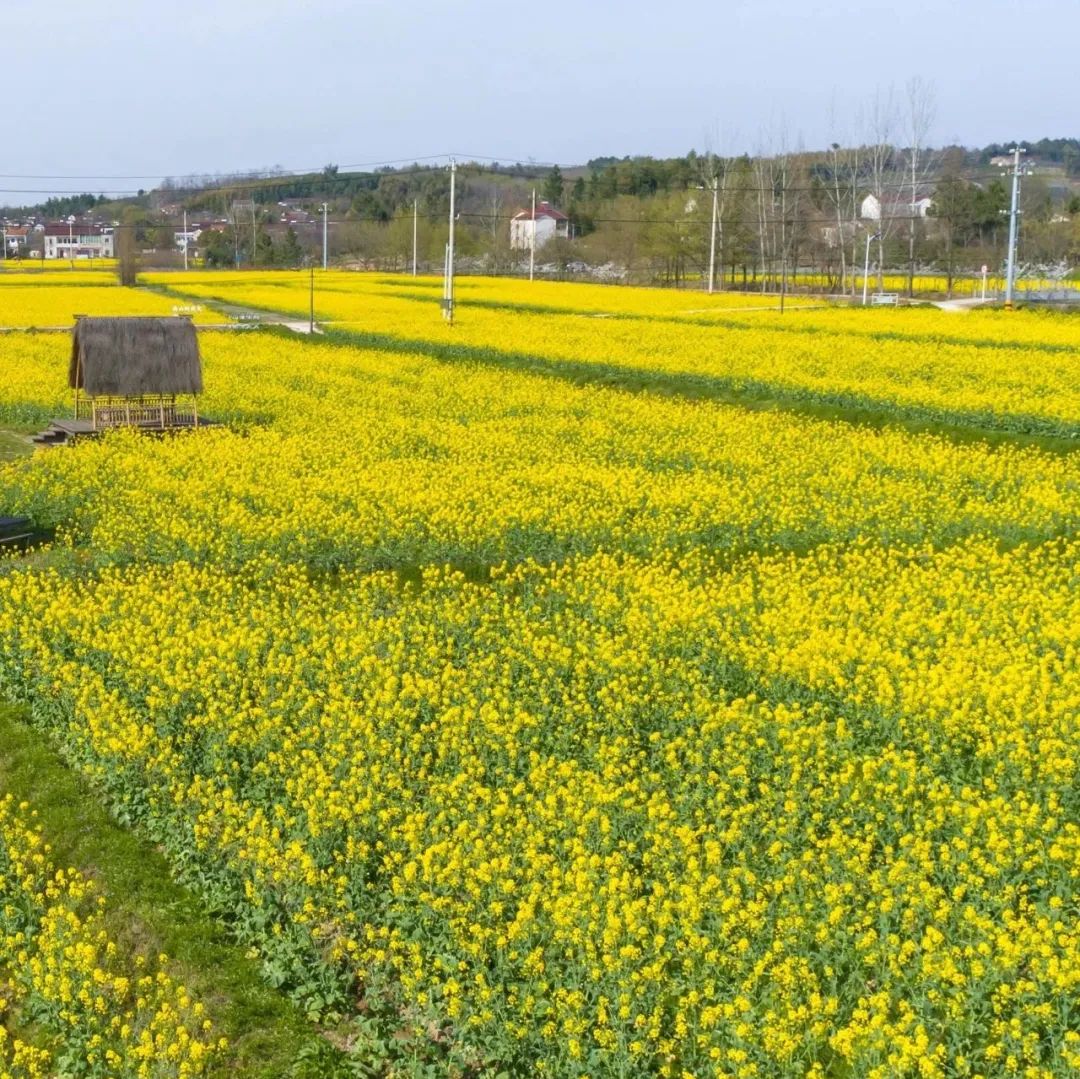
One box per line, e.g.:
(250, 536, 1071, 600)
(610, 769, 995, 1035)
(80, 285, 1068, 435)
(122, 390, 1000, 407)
(0, 154, 1035, 189)
(0, 152, 578, 185)
(0, 154, 459, 183)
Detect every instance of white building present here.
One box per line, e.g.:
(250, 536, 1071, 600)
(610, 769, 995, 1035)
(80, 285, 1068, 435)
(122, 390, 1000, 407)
(43, 223, 114, 259)
(174, 226, 202, 252)
(510, 201, 569, 250)
(860, 193, 933, 222)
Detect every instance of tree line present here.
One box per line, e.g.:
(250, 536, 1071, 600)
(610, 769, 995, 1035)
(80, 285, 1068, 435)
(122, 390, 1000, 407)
(10, 87, 1080, 293)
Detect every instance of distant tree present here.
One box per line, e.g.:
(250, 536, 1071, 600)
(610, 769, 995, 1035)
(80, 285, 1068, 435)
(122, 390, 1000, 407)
(256, 228, 275, 266)
(542, 236, 575, 273)
(929, 173, 1007, 294)
(902, 77, 938, 296)
(820, 139, 858, 293)
(588, 166, 619, 201)
(862, 86, 900, 290)
(116, 219, 140, 286)
(479, 185, 511, 270)
(351, 188, 391, 221)
(152, 224, 176, 250)
(279, 226, 303, 267)
(568, 176, 592, 237)
(929, 174, 972, 295)
(201, 228, 236, 268)
(543, 166, 565, 207)
(40, 193, 103, 218)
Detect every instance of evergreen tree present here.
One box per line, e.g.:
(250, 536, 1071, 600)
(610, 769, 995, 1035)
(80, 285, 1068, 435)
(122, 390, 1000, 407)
(280, 226, 303, 267)
(543, 165, 565, 207)
(201, 227, 236, 268)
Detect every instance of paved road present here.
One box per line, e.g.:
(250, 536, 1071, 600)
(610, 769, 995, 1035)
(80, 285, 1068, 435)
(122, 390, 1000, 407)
(930, 298, 994, 312)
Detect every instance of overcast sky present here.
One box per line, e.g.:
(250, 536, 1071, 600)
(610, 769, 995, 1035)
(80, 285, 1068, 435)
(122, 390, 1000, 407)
(6, 0, 1073, 197)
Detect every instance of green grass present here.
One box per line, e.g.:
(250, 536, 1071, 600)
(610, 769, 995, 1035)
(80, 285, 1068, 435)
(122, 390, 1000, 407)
(0, 702, 347, 1078)
(0, 428, 34, 461)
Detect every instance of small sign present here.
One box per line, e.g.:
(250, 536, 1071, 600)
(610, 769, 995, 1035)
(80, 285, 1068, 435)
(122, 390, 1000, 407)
(981, 265, 988, 274)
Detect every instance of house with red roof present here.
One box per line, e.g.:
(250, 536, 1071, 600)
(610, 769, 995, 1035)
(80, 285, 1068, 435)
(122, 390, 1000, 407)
(510, 200, 569, 250)
(2, 225, 30, 257)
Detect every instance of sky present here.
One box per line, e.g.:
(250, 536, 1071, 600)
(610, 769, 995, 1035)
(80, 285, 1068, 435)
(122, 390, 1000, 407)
(6, 0, 1074, 199)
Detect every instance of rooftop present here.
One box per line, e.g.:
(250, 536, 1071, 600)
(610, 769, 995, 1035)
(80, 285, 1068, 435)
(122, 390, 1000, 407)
(512, 200, 568, 222)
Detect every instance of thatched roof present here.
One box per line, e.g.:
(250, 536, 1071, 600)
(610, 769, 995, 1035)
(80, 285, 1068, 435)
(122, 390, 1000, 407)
(69, 317, 203, 396)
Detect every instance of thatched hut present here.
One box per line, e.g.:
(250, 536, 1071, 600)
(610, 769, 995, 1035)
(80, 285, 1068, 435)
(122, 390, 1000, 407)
(70, 316, 203, 430)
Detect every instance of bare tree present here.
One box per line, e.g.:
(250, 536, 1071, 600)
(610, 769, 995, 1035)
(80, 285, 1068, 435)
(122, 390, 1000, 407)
(848, 141, 864, 297)
(753, 153, 773, 290)
(752, 124, 781, 291)
(481, 186, 509, 271)
(902, 77, 938, 296)
(823, 101, 861, 294)
(861, 87, 899, 291)
(700, 126, 741, 291)
(751, 121, 808, 300)
(822, 140, 861, 294)
(780, 147, 812, 305)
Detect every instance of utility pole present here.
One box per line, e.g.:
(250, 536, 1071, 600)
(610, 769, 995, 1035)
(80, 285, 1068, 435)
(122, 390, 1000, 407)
(707, 176, 718, 294)
(309, 259, 315, 334)
(183, 209, 189, 271)
(412, 198, 418, 276)
(529, 187, 536, 282)
(321, 203, 329, 271)
(1004, 146, 1025, 309)
(251, 203, 257, 268)
(443, 159, 456, 324)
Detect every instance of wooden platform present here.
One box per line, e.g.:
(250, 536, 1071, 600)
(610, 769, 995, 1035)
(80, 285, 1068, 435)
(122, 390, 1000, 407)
(32, 417, 214, 447)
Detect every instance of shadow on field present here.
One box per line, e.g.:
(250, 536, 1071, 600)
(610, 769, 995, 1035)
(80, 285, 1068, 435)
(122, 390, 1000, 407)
(282, 326, 1080, 454)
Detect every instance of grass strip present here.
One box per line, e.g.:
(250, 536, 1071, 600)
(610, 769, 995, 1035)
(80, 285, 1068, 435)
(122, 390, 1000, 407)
(0, 429, 34, 461)
(0, 702, 344, 1079)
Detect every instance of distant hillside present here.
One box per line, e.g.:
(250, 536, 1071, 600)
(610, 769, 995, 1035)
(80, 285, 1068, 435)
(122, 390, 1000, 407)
(5, 138, 1079, 223)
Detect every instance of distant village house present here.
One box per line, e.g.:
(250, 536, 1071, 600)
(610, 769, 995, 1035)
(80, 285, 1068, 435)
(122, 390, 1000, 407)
(2, 226, 29, 256)
(174, 225, 202, 252)
(510, 201, 569, 250)
(43, 223, 114, 259)
(860, 193, 933, 222)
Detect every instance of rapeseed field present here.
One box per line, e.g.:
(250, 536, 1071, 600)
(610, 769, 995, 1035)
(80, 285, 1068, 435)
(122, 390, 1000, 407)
(0, 272, 1078, 1076)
